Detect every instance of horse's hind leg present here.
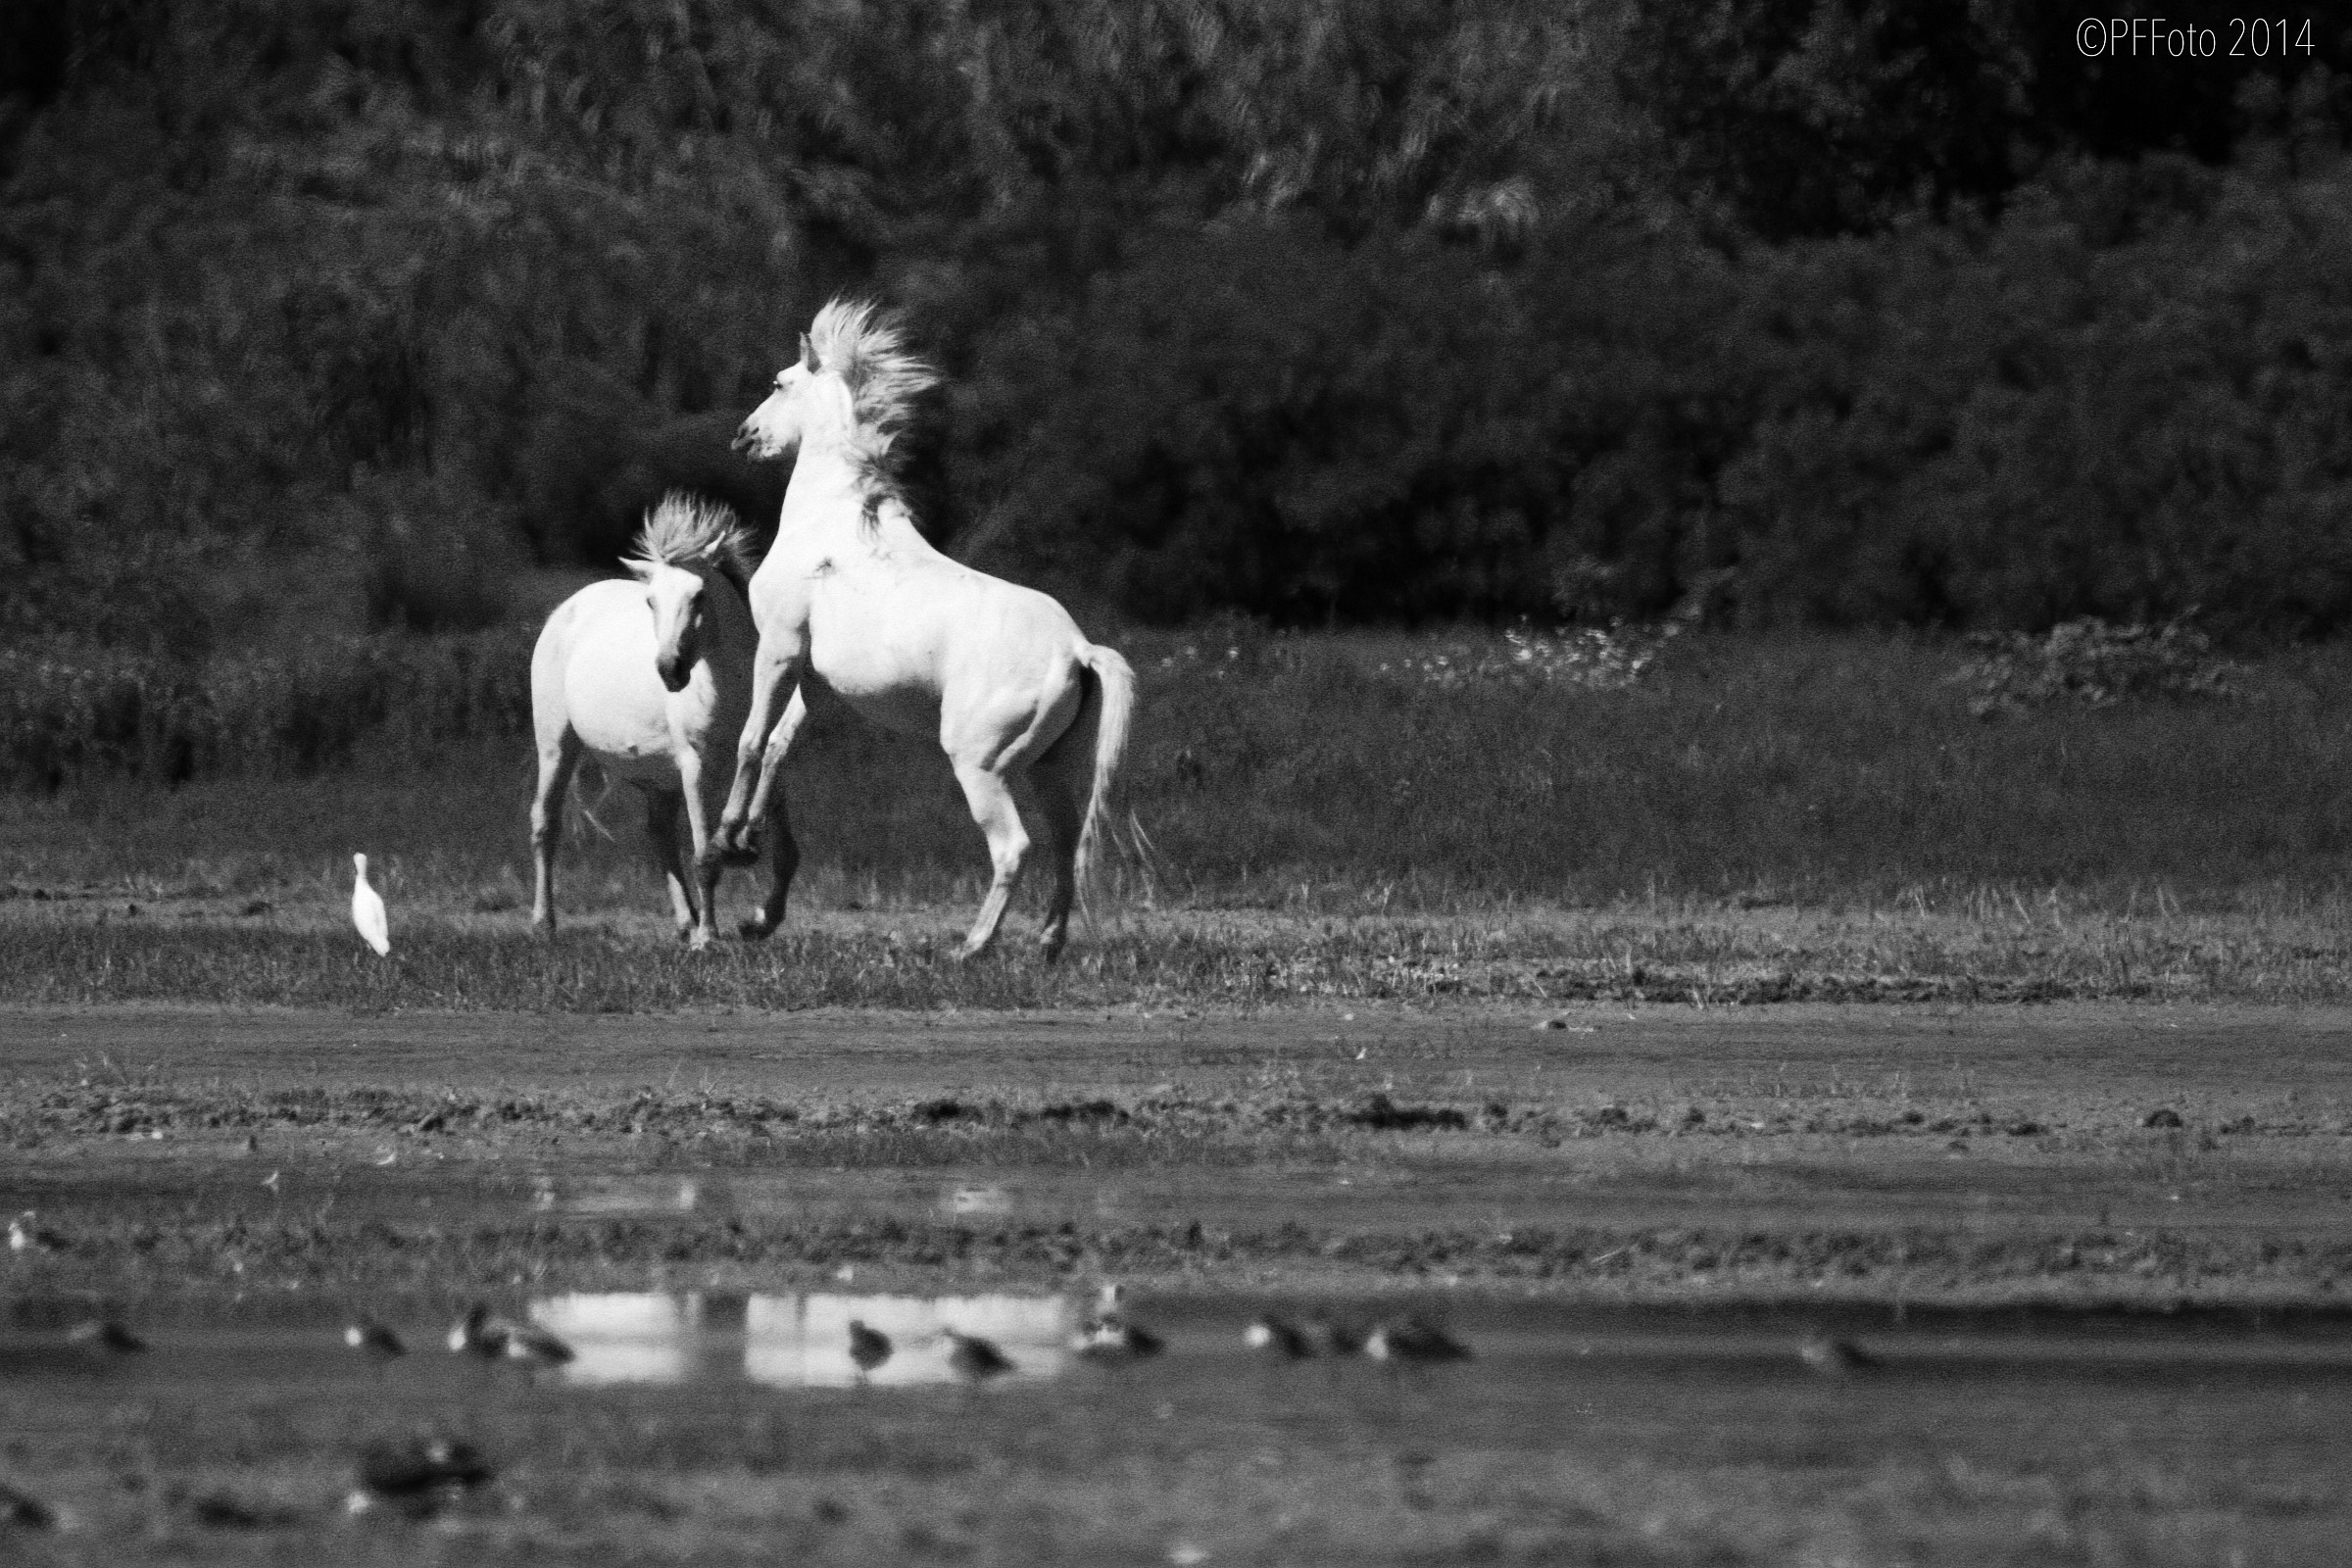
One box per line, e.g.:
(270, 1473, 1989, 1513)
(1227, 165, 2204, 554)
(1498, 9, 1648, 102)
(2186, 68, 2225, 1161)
(741, 788, 800, 941)
(952, 763, 1030, 961)
(644, 789, 696, 941)
(530, 728, 584, 935)
(1015, 761, 1084, 961)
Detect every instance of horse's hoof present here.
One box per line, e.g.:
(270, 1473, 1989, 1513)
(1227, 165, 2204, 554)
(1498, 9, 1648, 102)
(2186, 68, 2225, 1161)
(687, 929, 713, 953)
(737, 917, 776, 942)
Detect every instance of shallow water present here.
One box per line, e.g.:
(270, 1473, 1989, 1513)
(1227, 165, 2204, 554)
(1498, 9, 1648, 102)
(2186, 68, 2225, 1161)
(537, 1291, 1076, 1386)
(11, 1290, 2352, 1395)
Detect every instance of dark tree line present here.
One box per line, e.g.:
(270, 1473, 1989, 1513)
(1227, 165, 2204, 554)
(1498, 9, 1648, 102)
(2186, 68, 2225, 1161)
(1, 0, 2347, 652)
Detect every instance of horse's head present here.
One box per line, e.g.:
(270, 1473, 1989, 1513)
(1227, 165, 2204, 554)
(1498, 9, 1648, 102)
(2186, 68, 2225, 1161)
(733, 331, 829, 462)
(625, 557, 708, 693)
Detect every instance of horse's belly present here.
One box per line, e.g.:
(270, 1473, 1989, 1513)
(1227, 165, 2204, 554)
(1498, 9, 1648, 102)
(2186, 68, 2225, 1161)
(806, 663, 939, 739)
(804, 611, 941, 738)
(572, 717, 677, 777)
(564, 649, 679, 778)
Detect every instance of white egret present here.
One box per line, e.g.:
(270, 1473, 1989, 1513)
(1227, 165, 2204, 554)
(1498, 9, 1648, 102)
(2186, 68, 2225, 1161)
(351, 853, 390, 956)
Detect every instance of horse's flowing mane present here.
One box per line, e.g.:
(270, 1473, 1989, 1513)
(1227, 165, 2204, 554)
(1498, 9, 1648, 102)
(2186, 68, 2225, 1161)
(808, 297, 938, 521)
(632, 492, 758, 595)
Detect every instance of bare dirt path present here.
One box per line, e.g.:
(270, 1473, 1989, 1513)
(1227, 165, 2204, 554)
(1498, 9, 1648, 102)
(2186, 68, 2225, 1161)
(7, 999, 2352, 1308)
(8, 999, 2350, 1102)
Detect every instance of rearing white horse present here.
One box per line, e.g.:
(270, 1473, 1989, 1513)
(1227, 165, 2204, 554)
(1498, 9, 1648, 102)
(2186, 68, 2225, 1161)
(718, 299, 1136, 959)
(530, 494, 792, 948)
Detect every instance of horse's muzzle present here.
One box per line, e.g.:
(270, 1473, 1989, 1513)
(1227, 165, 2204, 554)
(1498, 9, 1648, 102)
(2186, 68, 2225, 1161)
(657, 655, 691, 693)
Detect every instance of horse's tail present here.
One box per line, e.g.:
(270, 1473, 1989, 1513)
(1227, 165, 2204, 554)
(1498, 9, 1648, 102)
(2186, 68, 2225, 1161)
(1071, 642, 1137, 906)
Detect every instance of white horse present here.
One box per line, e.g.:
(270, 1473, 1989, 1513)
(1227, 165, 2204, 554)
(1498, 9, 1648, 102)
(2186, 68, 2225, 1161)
(529, 494, 790, 948)
(718, 299, 1136, 959)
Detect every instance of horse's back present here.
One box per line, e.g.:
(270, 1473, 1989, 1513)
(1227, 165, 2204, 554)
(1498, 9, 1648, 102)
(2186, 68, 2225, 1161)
(808, 552, 1087, 716)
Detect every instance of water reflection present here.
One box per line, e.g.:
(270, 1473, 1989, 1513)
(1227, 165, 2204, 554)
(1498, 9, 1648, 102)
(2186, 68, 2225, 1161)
(528, 1292, 1072, 1388)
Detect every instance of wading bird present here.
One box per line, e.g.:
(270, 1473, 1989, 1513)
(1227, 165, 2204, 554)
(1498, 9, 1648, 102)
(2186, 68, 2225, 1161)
(719, 299, 1137, 960)
(9, 1211, 64, 1255)
(1798, 1333, 1882, 1377)
(1304, 1313, 1367, 1358)
(448, 1303, 574, 1375)
(847, 1319, 892, 1379)
(350, 854, 390, 956)
(1073, 1283, 1164, 1361)
(0, 1479, 57, 1530)
(1363, 1318, 1472, 1366)
(68, 1317, 146, 1355)
(345, 1317, 407, 1364)
(941, 1329, 1014, 1384)
(529, 495, 793, 948)
(1074, 1316, 1164, 1361)
(1244, 1316, 1314, 1359)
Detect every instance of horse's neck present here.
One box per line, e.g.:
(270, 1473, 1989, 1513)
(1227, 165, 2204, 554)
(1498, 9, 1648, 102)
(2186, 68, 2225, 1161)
(774, 441, 866, 548)
(774, 438, 935, 564)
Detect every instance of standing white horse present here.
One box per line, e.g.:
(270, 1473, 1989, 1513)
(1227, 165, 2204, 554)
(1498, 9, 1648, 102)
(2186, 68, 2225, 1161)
(529, 494, 791, 948)
(718, 299, 1136, 959)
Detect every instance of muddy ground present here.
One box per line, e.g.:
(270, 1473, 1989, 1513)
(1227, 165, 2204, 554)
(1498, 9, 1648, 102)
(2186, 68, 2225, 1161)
(5, 1000, 2352, 1564)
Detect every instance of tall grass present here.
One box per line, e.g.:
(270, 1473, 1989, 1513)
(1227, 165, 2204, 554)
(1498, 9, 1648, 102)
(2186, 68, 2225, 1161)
(0, 628, 533, 790)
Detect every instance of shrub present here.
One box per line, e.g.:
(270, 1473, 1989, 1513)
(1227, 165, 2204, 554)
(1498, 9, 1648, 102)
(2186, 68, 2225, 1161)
(957, 224, 1583, 624)
(1947, 616, 2257, 719)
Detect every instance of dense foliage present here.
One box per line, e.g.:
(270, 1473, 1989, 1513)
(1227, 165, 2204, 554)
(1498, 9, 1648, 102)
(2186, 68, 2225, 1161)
(1, 0, 2347, 649)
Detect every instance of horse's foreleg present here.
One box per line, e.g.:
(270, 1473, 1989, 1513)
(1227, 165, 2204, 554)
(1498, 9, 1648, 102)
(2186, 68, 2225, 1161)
(530, 728, 583, 935)
(743, 685, 808, 834)
(952, 763, 1031, 961)
(734, 687, 807, 940)
(718, 638, 804, 860)
(679, 753, 722, 953)
(644, 789, 694, 941)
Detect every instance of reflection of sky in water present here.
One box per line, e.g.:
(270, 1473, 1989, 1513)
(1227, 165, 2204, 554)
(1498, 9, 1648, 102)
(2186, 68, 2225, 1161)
(529, 1293, 1072, 1388)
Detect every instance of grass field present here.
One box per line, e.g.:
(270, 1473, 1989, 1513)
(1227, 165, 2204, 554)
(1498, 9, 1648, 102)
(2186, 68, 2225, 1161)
(6, 631, 2352, 1007)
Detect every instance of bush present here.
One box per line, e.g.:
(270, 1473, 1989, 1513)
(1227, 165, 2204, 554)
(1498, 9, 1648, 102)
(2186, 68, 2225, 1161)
(1947, 616, 2257, 718)
(958, 224, 1583, 623)
(352, 470, 528, 634)
(1713, 150, 2352, 632)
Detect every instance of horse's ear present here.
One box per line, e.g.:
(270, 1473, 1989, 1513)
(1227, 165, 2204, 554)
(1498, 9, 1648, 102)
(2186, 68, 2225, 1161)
(799, 331, 818, 373)
(621, 557, 654, 582)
